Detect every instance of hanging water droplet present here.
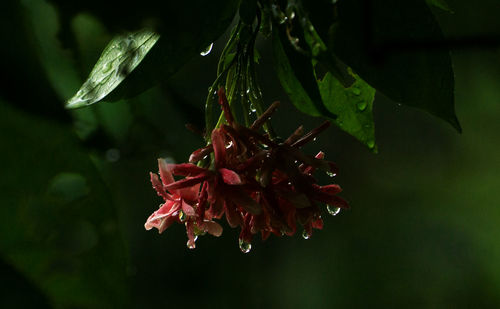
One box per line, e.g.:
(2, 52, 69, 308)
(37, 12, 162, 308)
(351, 87, 361, 95)
(294, 160, 298, 164)
(178, 210, 186, 222)
(250, 103, 257, 113)
(246, 88, 251, 94)
(200, 43, 214, 56)
(356, 101, 367, 111)
(186, 240, 196, 249)
(326, 171, 337, 177)
(327, 205, 341, 216)
(302, 230, 311, 239)
(313, 137, 317, 142)
(239, 239, 252, 253)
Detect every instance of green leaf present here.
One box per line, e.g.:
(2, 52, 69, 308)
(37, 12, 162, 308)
(0, 100, 128, 308)
(426, 0, 454, 13)
(318, 70, 377, 151)
(66, 29, 160, 109)
(332, 0, 461, 132)
(66, 0, 239, 107)
(272, 27, 336, 119)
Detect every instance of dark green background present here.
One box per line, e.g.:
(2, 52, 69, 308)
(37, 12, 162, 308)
(1, 0, 499, 308)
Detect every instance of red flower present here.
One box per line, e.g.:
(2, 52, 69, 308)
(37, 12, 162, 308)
(145, 88, 348, 252)
(145, 159, 222, 249)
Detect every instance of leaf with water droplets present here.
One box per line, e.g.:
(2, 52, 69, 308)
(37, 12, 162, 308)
(272, 27, 337, 120)
(66, 29, 160, 109)
(318, 70, 377, 151)
(332, 0, 461, 132)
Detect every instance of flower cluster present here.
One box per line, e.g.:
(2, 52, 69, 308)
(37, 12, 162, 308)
(145, 88, 348, 252)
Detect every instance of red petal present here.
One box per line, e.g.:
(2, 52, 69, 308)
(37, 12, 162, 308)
(165, 173, 211, 191)
(227, 188, 262, 215)
(219, 168, 242, 185)
(319, 184, 342, 195)
(312, 217, 324, 229)
(224, 200, 241, 228)
(189, 146, 213, 163)
(168, 163, 206, 176)
(211, 129, 226, 167)
(218, 87, 234, 125)
(186, 221, 196, 248)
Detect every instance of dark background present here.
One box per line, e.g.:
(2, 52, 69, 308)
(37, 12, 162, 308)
(1, 0, 499, 308)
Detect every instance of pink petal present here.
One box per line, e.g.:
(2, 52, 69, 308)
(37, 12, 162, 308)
(158, 159, 175, 186)
(150, 173, 170, 201)
(219, 168, 242, 185)
(181, 200, 196, 217)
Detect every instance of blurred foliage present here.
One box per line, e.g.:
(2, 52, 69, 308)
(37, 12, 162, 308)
(0, 0, 500, 308)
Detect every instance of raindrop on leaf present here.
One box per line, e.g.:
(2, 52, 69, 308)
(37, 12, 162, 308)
(200, 43, 214, 56)
(356, 101, 367, 111)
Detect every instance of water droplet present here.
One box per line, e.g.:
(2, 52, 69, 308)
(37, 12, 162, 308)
(250, 103, 257, 113)
(367, 140, 375, 148)
(239, 239, 252, 253)
(178, 210, 186, 222)
(302, 230, 311, 239)
(200, 43, 214, 56)
(326, 171, 337, 177)
(356, 101, 367, 111)
(397, 103, 402, 107)
(351, 87, 361, 95)
(294, 160, 298, 164)
(313, 137, 317, 142)
(186, 240, 196, 249)
(102, 62, 113, 73)
(246, 88, 251, 94)
(226, 141, 234, 149)
(327, 205, 341, 216)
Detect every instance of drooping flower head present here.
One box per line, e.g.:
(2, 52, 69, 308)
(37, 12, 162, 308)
(145, 88, 348, 252)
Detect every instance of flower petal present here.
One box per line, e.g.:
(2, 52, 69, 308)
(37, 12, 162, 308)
(181, 200, 196, 217)
(224, 200, 241, 228)
(227, 188, 262, 215)
(150, 172, 170, 201)
(168, 163, 206, 176)
(202, 220, 223, 237)
(158, 158, 175, 185)
(219, 168, 242, 185)
(211, 129, 226, 168)
(165, 173, 211, 191)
